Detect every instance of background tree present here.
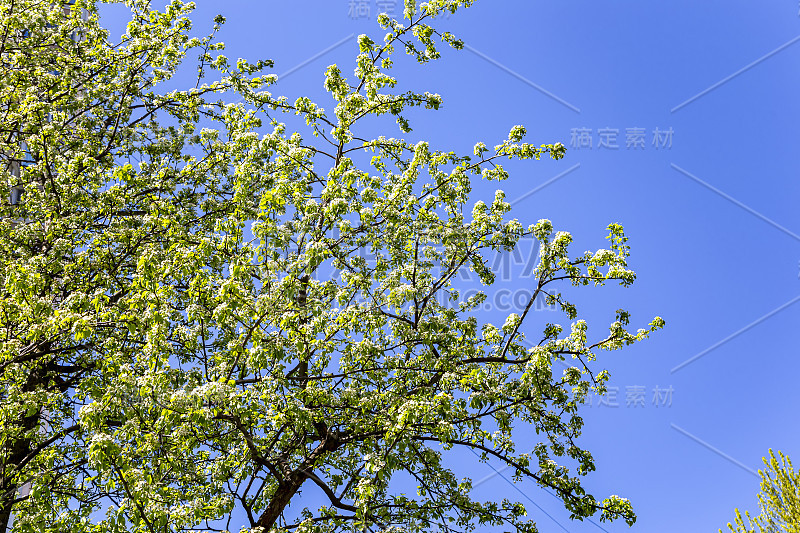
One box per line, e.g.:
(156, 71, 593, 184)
(0, 0, 664, 532)
(722, 450, 800, 533)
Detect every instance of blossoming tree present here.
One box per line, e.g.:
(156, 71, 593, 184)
(0, 0, 663, 531)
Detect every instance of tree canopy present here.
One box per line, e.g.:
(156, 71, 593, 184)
(722, 450, 800, 533)
(0, 0, 664, 531)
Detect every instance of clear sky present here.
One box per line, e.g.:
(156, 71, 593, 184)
(100, 1, 800, 531)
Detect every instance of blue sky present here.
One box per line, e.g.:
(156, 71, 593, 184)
(100, 1, 800, 531)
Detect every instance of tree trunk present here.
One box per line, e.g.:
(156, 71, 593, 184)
(254, 433, 341, 530)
